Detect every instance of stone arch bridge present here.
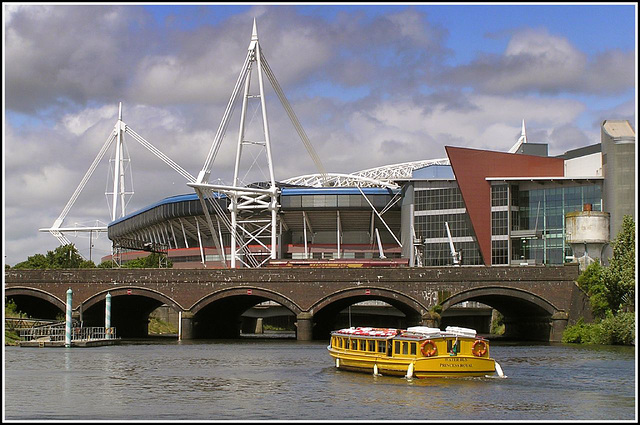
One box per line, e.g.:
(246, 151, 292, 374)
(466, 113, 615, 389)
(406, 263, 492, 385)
(4, 265, 591, 342)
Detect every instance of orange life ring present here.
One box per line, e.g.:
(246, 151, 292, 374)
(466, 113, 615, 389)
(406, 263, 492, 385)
(420, 339, 437, 357)
(472, 339, 487, 357)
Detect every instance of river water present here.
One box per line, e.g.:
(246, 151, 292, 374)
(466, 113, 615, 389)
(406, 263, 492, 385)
(3, 338, 636, 421)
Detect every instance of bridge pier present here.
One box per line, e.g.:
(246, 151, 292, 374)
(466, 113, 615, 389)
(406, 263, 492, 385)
(549, 311, 569, 342)
(296, 312, 313, 341)
(421, 312, 440, 328)
(180, 311, 195, 340)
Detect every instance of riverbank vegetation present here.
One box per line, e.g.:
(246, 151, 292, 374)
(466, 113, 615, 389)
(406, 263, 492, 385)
(5, 299, 25, 346)
(148, 316, 178, 335)
(6, 244, 171, 269)
(563, 215, 636, 346)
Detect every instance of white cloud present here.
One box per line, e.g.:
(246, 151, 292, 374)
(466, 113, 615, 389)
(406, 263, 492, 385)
(60, 105, 119, 136)
(437, 27, 634, 96)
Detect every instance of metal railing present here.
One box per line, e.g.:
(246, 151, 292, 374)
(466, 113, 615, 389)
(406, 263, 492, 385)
(5, 318, 61, 330)
(18, 327, 117, 342)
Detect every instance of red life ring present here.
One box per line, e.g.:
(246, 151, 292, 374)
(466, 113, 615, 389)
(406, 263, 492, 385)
(472, 339, 487, 357)
(420, 339, 437, 357)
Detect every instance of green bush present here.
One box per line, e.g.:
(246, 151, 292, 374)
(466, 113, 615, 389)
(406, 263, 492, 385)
(563, 313, 635, 345)
(599, 311, 636, 346)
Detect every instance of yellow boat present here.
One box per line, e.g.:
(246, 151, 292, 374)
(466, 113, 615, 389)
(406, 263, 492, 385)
(328, 326, 504, 378)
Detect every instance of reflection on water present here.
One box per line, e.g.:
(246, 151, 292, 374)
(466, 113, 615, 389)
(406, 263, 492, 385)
(4, 340, 635, 421)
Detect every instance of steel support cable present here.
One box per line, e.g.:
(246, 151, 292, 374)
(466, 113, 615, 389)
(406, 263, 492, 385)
(259, 52, 328, 185)
(124, 127, 196, 183)
(380, 191, 402, 215)
(194, 188, 227, 266)
(356, 186, 402, 247)
(54, 130, 117, 227)
(200, 53, 253, 181)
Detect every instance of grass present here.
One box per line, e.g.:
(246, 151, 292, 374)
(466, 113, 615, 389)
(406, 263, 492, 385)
(148, 317, 178, 335)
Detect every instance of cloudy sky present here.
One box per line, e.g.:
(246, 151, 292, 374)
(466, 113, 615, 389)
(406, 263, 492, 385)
(3, 3, 636, 266)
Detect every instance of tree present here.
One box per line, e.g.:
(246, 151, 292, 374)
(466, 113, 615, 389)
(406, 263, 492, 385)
(576, 260, 609, 319)
(12, 244, 96, 269)
(602, 215, 635, 312)
(576, 215, 636, 317)
(97, 252, 172, 268)
(122, 253, 172, 268)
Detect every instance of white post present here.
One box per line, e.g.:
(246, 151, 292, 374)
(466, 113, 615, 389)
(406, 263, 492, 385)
(303, 211, 309, 259)
(105, 292, 112, 339)
(65, 288, 73, 347)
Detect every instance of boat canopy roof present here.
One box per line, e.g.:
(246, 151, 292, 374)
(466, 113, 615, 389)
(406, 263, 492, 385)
(332, 326, 478, 339)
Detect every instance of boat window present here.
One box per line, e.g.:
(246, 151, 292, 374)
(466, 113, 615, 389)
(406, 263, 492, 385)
(394, 341, 400, 355)
(402, 342, 409, 355)
(368, 340, 375, 352)
(359, 339, 366, 351)
(350, 339, 356, 350)
(377, 340, 386, 353)
(410, 342, 417, 355)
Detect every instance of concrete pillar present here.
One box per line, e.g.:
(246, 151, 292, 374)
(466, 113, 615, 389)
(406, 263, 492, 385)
(255, 317, 264, 334)
(421, 312, 440, 328)
(296, 312, 313, 341)
(180, 311, 195, 340)
(549, 311, 569, 342)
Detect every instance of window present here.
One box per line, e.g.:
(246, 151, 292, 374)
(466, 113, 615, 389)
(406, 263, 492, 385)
(491, 185, 508, 207)
(410, 342, 417, 355)
(368, 340, 375, 352)
(402, 342, 409, 355)
(394, 341, 400, 355)
(492, 240, 509, 265)
(377, 340, 386, 353)
(492, 210, 508, 235)
(415, 187, 465, 211)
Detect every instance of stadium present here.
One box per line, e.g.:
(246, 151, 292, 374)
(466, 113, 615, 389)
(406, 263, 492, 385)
(104, 119, 635, 271)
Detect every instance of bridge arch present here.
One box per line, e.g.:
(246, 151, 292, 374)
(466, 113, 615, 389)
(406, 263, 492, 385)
(80, 287, 183, 338)
(441, 286, 561, 341)
(190, 287, 302, 315)
(441, 286, 559, 316)
(188, 287, 303, 339)
(5, 287, 66, 319)
(81, 287, 183, 312)
(309, 286, 429, 339)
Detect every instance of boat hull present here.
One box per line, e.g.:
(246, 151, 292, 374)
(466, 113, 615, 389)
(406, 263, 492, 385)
(328, 348, 496, 378)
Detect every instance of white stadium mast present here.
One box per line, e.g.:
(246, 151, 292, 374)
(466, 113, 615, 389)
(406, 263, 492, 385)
(39, 103, 196, 260)
(189, 19, 328, 268)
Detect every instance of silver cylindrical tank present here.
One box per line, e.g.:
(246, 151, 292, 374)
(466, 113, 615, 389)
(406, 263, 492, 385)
(565, 211, 610, 269)
(565, 211, 610, 244)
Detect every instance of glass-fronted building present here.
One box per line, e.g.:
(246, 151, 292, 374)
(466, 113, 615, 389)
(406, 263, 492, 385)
(403, 142, 606, 267)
